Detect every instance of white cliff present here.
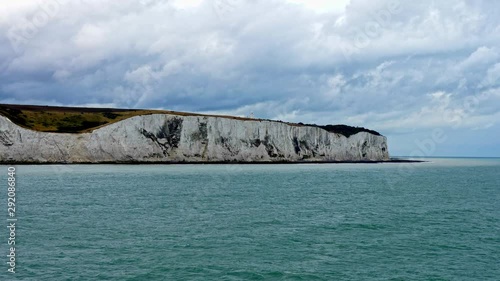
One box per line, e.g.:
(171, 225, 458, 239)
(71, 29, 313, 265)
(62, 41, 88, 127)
(0, 114, 389, 163)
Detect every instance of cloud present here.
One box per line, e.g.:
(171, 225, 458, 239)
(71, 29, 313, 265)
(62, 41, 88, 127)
(285, 0, 350, 14)
(0, 0, 499, 156)
(481, 63, 500, 87)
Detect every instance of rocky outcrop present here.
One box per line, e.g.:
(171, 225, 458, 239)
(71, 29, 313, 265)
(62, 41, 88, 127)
(0, 114, 389, 163)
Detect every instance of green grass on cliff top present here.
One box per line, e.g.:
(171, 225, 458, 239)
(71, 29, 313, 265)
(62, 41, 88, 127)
(0, 103, 381, 137)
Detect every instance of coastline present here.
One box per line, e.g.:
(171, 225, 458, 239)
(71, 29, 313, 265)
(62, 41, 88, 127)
(0, 159, 425, 165)
(1, 105, 390, 165)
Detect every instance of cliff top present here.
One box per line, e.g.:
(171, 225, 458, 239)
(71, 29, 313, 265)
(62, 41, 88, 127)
(0, 103, 381, 137)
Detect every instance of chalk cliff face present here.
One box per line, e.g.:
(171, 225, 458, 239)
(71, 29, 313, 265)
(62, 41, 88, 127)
(0, 114, 389, 163)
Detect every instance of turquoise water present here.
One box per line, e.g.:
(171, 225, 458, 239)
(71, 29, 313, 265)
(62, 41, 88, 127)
(1, 158, 499, 280)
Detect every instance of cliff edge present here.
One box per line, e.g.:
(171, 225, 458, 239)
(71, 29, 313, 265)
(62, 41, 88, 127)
(0, 107, 389, 163)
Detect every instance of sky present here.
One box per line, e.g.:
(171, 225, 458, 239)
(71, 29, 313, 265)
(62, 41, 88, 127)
(0, 0, 499, 157)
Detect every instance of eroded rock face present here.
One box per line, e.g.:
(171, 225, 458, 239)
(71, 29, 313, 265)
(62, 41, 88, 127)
(0, 114, 389, 163)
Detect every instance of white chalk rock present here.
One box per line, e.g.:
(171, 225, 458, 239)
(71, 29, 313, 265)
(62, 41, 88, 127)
(0, 114, 389, 163)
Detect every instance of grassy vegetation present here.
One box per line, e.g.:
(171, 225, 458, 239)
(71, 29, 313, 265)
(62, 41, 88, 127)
(0, 104, 268, 133)
(0, 105, 158, 133)
(0, 103, 382, 136)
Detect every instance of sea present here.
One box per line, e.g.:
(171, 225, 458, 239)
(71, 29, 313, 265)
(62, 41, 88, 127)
(1, 158, 499, 280)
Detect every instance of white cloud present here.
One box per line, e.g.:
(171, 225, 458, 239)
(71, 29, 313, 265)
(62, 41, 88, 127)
(481, 63, 500, 87)
(0, 0, 500, 156)
(285, 0, 350, 14)
(73, 24, 108, 49)
(458, 46, 498, 70)
(171, 0, 204, 9)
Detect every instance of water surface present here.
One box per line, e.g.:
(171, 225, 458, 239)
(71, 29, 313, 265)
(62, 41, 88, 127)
(1, 158, 499, 280)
